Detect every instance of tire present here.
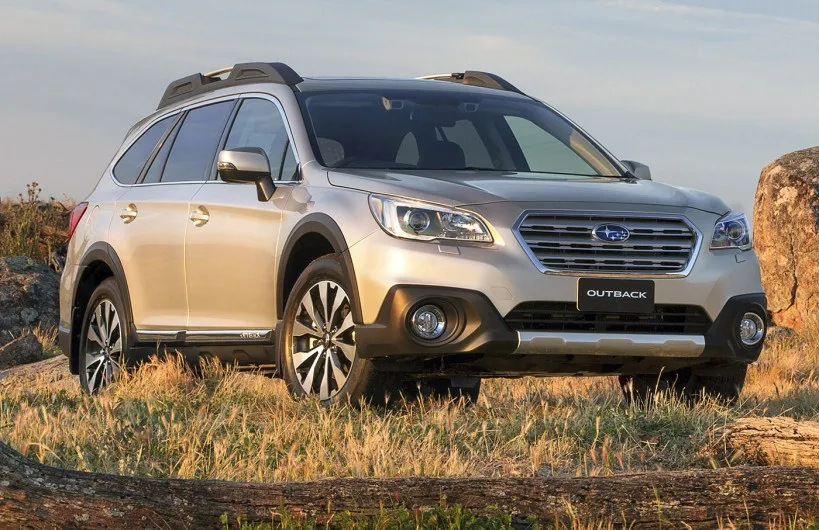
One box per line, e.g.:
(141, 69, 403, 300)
(78, 278, 130, 395)
(279, 256, 395, 406)
(619, 363, 747, 405)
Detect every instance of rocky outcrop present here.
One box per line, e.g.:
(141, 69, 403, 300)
(0, 334, 43, 370)
(754, 147, 819, 329)
(0, 356, 69, 388)
(0, 256, 60, 344)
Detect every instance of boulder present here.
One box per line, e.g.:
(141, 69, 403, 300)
(0, 256, 60, 343)
(754, 147, 819, 329)
(0, 355, 69, 388)
(0, 334, 43, 370)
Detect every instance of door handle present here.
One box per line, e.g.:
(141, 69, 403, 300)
(119, 204, 138, 223)
(189, 206, 210, 227)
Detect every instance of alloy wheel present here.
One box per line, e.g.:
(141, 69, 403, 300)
(83, 298, 123, 394)
(290, 280, 356, 400)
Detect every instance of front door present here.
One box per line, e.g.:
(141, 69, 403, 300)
(185, 96, 300, 338)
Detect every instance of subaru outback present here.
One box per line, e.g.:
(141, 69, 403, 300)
(59, 62, 767, 404)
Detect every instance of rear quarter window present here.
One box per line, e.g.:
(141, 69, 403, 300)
(113, 116, 174, 184)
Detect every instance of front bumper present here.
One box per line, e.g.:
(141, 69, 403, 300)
(356, 286, 767, 375)
(348, 204, 764, 326)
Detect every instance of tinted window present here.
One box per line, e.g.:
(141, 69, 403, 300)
(141, 120, 178, 184)
(440, 120, 493, 169)
(298, 90, 621, 177)
(225, 99, 291, 179)
(280, 143, 298, 181)
(162, 101, 233, 183)
(505, 116, 595, 175)
(113, 116, 174, 184)
(395, 133, 418, 165)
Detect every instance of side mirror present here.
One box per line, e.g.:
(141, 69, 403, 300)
(217, 148, 276, 201)
(621, 160, 652, 180)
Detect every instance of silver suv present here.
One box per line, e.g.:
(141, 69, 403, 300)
(59, 62, 767, 404)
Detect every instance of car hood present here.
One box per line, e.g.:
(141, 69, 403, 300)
(328, 169, 730, 215)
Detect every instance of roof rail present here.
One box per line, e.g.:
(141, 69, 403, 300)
(157, 62, 303, 109)
(417, 71, 526, 95)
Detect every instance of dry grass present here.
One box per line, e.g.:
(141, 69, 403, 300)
(1, 331, 817, 484)
(2, 332, 817, 528)
(0, 182, 71, 269)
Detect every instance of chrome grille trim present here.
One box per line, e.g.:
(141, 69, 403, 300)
(512, 211, 702, 278)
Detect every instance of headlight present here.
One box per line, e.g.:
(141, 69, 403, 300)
(368, 194, 493, 243)
(710, 211, 752, 251)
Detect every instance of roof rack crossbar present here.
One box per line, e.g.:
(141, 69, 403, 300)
(417, 71, 526, 95)
(157, 62, 303, 109)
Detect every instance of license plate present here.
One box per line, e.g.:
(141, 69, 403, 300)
(577, 278, 655, 314)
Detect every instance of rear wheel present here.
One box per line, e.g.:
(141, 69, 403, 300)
(619, 363, 747, 405)
(78, 278, 130, 394)
(279, 256, 395, 406)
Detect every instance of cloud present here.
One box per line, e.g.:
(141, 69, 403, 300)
(599, 0, 819, 29)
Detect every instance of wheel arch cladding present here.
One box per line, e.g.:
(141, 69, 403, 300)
(277, 213, 362, 323)
(70, 243, 134, 374)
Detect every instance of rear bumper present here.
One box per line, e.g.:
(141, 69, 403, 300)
(355, 286, 767, 373)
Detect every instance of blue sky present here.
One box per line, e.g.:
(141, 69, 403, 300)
(1, 0, 817, 218)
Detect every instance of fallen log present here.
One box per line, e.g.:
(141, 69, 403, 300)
(718, 416, 819, 467)
(0, 441, 818, 529)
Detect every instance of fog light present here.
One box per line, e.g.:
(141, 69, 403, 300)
(739, 312, 765, 346)
(410, 304, 446, 340)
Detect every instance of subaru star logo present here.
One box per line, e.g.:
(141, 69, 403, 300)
(592, 223, 630, 243)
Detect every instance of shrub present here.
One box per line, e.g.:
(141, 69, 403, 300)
(0, 182, 72, 269)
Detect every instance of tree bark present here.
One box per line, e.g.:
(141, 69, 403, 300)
(718, 416, 819, 467)
(1, 441, 818, 529)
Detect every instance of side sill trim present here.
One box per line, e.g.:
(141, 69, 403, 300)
(135, 329, 274, 345)
(135, 330, 185, 343)
(185, 330, 274, 344)
(515, 332, 705, 357)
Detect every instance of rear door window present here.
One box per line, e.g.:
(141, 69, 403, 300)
(113, 116, 174, 184)
(161, 101, 234, 183)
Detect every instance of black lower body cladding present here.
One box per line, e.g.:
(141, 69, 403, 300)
(702, 293, 767, 362)
(356, 286, 768, 375)
(355, 286, 519, 358)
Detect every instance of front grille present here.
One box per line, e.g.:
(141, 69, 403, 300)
(506, 302, 711, 334)
(515, 212, 699, 274)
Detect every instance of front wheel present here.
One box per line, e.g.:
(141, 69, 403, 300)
(279, 256, 395, 406)
(78, 278, 130, 394)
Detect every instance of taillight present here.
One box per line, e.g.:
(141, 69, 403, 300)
(68, 202, 89, 241)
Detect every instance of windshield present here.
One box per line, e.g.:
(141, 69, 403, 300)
(297, 88, 623, 177)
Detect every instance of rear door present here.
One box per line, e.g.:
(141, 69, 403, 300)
(184, 96, 300, 338)
(108, 99, 235, 335)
